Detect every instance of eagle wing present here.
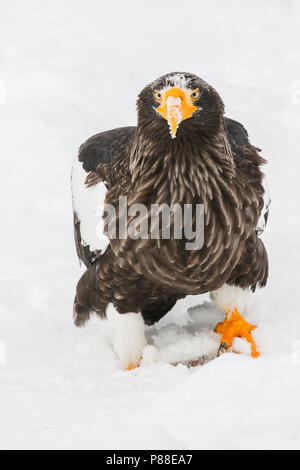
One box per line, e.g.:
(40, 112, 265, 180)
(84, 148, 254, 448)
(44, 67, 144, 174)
(225, 117, 271, 236)
(72, 126, 136, 267)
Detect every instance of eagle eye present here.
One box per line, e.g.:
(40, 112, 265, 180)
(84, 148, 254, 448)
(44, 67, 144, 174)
(154, 90, 163, 102)
(191, 88, 201, 100)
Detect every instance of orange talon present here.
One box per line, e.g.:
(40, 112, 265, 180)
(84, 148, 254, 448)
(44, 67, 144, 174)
(215, 308, 260, 358)
(126, 362, 140, 371)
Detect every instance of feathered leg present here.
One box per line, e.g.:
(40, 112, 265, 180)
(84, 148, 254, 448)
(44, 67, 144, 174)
(112, 312, 147, 370)
(74, 247, 149, 369)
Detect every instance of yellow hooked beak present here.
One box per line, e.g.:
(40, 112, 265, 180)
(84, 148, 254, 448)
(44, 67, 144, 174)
(156, 87, 198, 138)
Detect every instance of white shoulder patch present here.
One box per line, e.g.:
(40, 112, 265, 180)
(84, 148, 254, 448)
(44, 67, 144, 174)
(71, 156, 109, 254)
(256, 174, 271, 235)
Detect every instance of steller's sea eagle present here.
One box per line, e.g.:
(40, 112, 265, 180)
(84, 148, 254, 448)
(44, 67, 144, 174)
(72, 72, 270, 369)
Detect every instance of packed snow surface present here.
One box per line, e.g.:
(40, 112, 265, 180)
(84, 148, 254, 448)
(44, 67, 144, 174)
(1, 0, 300, 450)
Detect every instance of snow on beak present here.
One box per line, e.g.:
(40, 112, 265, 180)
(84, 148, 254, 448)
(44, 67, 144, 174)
(157, 87, 197, 139)
(166, 96, 183, 139)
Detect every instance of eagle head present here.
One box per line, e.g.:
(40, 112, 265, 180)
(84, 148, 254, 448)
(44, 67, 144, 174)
(137, 72, 225, 139)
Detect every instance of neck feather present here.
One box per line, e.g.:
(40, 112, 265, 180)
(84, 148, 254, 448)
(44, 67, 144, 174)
(129, 122, 235, 206)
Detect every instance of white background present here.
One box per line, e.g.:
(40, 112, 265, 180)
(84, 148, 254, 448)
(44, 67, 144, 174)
(1, 0, 300, 450)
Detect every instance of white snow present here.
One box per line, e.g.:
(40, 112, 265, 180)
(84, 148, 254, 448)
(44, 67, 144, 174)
(166, 96, 183, 138)
(1, 0, 300, 450)
(167, 73, 189, 90)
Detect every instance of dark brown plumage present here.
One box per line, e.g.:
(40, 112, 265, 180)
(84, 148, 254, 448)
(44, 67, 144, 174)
(72, 72, 269, 332)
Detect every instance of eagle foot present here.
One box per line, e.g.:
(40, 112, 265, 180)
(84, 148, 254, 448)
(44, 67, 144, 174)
(126, 362, 140, 371)
(215, 308, 260, 358)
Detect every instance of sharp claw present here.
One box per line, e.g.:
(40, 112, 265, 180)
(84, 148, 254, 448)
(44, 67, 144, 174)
(217, 341, 228, 357)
